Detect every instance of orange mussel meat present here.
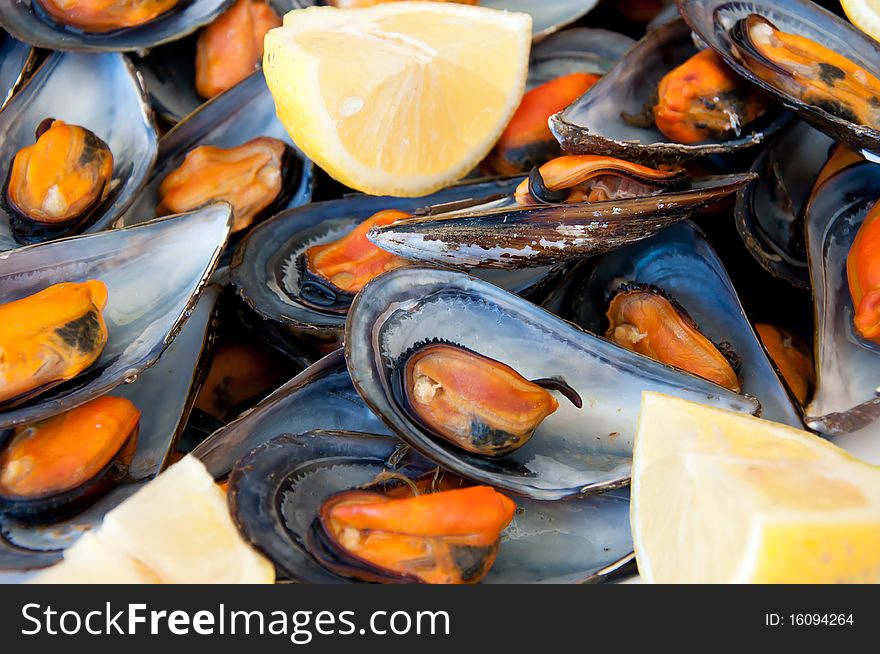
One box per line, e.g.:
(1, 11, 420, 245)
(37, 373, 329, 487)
(394, 342, 581, 456)
(195, 0, 281, 99)
(157, 136, 289, 234)
(6, 119, 113, 228)
(310, 485, 515, 584)
(754, 324, 814, 405)
(653, 48, 766, 144)
(605, 285, 740, 392)
(490, 72, 600, 175)
(299, 209, 410, 312)
(847, 200, 880, 343)
(515, 154, 685, 205)
(35, 0, 179, 33)
(0, 396, 140, 506)
(0, 280, 109, 408)
(730, 14, 880, 131)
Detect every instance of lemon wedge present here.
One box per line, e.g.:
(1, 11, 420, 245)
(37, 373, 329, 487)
(841, 0, 880, 43)
(263, 2, 531, 196)
(30, 456, 274, 584)
(631, 392, 880, 583)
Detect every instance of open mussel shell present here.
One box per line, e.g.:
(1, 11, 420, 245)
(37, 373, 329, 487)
(0, 31, 38, 111)
(526, 27, 635, 90)
(804, 162, 880, 435)
(0, 0, 234, 53)
(368, 172, 755, 270)
(0, 52, 158, 250)
(286, 1, 599, 40)
(678, 0, 880, 158)
(121, 69, 313, 234)
(572, 221, 802, 427)
(0, 284, 221, 569)
(134, 0, 288, 124)
(232, 177, 564, 356)
(345, 267, 758, 500)
(549, 18, 789, 165)
(0, 205, 232, 431)
(193, 349, 390, 478)
(734, 121, 833, 289)
(229, 431, 634, 584)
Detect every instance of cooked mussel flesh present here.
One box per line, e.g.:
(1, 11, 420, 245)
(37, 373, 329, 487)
(515, 155, 686, 205)
(390, 341, 582, 457)
(0, 396, 139, 519)
(489, 73, 599, 175)
(605, 284, 740, 392)
(847, 199, 880, 343)
(195, 0, 281, 99)
(0, 280, 108, 408)
(5, 119, 113, 238)
(157, 137, 291, 234)
(754, 324, 814, 405)
(298, 209, 410, 313)
(653, 48, 766, 144)
(35, 0, 180, 33)
(308, 484, 515, 584)
(730, 14, 880, 131)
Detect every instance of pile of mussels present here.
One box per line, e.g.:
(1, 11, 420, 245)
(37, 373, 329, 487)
(1, 0, 879, 584)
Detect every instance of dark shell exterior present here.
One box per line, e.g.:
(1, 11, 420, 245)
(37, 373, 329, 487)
(231, 177, 565, 354)
(368, 173, 756, 270)
(734, 120, 833, 289)
(192, 349, 391, 478)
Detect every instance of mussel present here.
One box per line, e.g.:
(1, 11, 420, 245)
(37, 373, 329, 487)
(6, 121, 113, 222)
(847, 200, 880, 343)
(297, 209, 410, 313)
(228, 431, 634, 583)
(489, 73, 599, 175)
(755, 323, 814, 405)
(5, 119, 113, 241)
(605, 284, 740, 392)
(730, 14, 880, 132)
(195, 0, 281, 99)
(0, 206, 230, 432)
(678, 0, 880, 155)
(550, 18, 788, 164)
(0, 284, 220, 570)
(0, 281, 108, 409)
(308, 484, 515, 584)
(34, 0, 180, 33)
(653, 48, 766, 144)
(0, 396, 139, 520)
(346, 266, 759, 499)
(391, 341, 581, 457)
(157, 136, 292, 234)
(515, 155, 686, 205)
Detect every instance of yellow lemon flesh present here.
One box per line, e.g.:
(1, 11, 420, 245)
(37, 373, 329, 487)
(30, 456, 274, 584)
(631, 392, 880, 583)
(263, 2, 532, 196)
